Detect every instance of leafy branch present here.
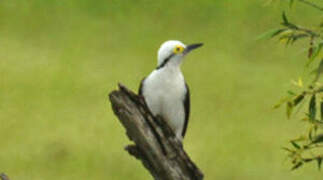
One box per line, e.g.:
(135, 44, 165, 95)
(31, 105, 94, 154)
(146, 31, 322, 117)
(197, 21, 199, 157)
(268, 1, 323, 170)
(275, 82, 323, 170)
(267, 11, 323, 67)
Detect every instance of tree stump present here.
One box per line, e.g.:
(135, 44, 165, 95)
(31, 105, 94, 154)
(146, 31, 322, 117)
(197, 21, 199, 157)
(109, 84, 204, 180)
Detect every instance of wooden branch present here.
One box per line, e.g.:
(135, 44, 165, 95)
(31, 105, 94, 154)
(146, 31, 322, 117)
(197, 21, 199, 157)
(0, 173, 10, 180)
(109, 84, 204, 180)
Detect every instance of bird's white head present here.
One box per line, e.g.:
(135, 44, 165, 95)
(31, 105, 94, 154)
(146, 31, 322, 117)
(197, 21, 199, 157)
(156, 40, 203, 69)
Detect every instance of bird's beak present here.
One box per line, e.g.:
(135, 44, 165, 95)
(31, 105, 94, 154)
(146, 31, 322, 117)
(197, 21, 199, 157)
(183, 43, 203, 55)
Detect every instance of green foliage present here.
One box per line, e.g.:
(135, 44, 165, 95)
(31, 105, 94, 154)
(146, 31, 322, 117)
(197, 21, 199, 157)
(272, 0, 323, 170)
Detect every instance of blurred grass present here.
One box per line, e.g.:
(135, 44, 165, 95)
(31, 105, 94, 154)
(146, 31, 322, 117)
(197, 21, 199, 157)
(1, 0, 323, 179)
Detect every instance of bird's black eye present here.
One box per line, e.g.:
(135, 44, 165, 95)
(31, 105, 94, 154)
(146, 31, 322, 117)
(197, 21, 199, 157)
(176, 47, 180, 51)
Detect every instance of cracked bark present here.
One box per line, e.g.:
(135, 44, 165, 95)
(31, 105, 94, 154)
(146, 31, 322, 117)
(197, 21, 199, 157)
(109, 84, 204, 180)
(0, 173, 10, 180)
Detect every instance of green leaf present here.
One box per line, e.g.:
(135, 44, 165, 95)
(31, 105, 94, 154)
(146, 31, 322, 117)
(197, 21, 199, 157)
(279, 31, 294, 45)
(321, 101, 323, 120)
(311, 45, 321, 59)
(309, 95, 317, 120)
(307, 43, 323, 66)
(287, 101, 294, 118)
(282, 147, 294, 153)
(291, 162, 303, 170)
(303, 145, 309, 149)
(256, 28, 287, 40)
(312, 134, 323, 144)
(303, 158, 314, 162)
(309, 127, 313, 140)
(313, 59, 323, 82)
(279, 32, 306, 46)
(273, 96, 292, 109)
(293, 93, 305, 107)
(317, 157, 322, 170)
(291, 141, 301, 149)
(287, 90, 296, 95)
(317, 86, 323, 93)
(272, 29, 288, 38)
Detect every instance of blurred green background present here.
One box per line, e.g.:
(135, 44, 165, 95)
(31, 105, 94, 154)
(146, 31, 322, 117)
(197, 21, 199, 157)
(1, 0, 322, 179)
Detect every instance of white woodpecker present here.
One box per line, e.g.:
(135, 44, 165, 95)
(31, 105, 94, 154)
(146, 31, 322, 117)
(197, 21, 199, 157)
(139, 40, 203, 141)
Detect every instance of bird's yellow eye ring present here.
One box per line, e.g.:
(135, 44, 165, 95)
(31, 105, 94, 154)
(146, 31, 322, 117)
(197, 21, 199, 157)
(174, 45, 184, 54)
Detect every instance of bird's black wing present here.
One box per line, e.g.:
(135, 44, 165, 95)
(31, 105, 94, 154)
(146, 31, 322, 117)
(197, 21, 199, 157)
(138, 77, 146, 95)
(182, 83, 190, 137)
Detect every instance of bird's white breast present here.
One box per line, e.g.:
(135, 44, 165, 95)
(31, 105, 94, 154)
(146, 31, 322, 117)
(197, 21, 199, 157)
(142, 67, 186, 139)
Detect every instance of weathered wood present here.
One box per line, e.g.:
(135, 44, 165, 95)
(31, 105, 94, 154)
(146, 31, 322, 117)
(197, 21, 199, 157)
(109, 83, 204, 180)
(0, 173, 10, 180)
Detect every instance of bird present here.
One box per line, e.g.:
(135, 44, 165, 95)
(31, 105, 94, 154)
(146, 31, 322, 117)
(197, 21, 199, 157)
(138, 40, 203, 141)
